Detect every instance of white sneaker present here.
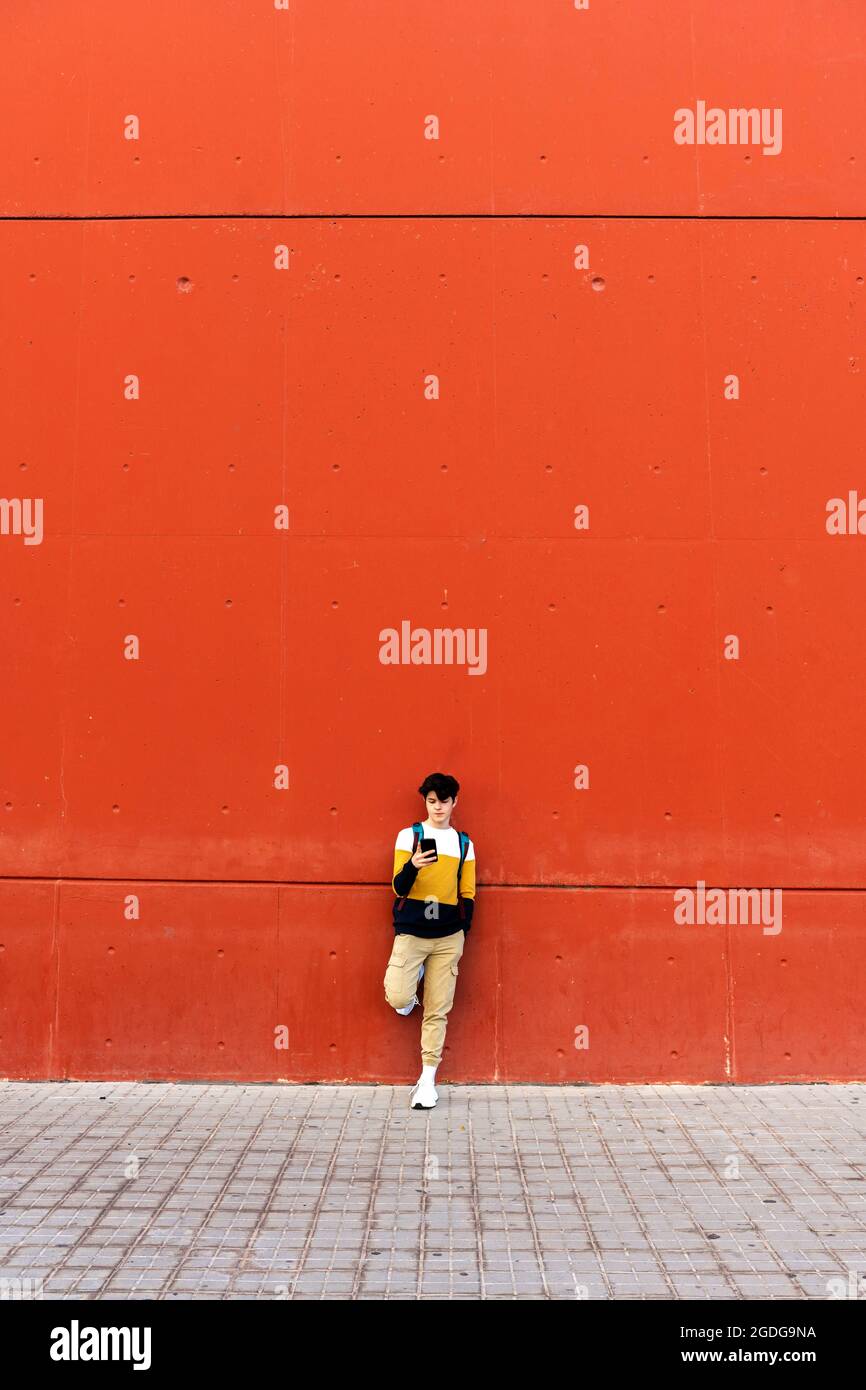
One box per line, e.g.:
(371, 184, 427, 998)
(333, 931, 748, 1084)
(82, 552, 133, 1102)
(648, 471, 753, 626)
(410, 1075, 439, 1109)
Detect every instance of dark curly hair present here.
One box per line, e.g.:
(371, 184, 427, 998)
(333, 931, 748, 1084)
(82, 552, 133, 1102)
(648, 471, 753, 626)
(418, 772, 460, 802)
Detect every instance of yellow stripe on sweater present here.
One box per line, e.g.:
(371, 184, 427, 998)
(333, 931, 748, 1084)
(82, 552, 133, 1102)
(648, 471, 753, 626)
(393, 849, 476, 906)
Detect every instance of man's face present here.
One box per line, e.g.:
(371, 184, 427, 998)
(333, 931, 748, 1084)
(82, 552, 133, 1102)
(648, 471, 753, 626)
(426, 794, 455, 827)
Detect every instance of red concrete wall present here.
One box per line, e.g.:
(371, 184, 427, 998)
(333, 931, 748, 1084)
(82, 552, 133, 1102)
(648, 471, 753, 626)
(1, 2, 865, 1082)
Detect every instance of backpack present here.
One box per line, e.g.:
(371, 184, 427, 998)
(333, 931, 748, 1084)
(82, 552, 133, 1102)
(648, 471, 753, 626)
(395, 822, 471, 920)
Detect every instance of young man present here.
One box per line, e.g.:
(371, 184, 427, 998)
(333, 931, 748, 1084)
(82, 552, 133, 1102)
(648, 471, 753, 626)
(384, 772, 476, 1110)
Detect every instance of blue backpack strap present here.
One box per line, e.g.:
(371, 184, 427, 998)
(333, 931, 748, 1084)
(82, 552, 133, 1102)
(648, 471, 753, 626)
(456, 830, 469, 881)
(455, 829, 469, 918)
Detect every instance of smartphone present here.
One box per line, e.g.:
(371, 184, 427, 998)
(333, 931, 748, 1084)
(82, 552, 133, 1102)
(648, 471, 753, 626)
(419, 837, 438, 862)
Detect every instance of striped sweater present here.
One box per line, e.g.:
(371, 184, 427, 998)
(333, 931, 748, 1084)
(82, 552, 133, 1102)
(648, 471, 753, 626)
(391, 821, 477, 939)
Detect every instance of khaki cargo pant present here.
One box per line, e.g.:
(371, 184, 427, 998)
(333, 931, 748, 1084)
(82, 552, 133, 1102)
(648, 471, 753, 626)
(384, 929, 465, 1067)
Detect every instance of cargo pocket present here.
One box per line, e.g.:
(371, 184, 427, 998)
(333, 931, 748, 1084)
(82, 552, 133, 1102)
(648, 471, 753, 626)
(387, 935, 408, 970)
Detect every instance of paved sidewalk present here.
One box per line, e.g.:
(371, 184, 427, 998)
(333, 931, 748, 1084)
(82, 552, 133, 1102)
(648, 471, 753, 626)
(0, 1081, 864, 1300)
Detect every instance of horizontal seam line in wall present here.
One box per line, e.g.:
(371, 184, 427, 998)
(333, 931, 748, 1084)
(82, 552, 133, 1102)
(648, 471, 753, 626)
(0, 876, 858, 890)
(0, 213, 864, 223)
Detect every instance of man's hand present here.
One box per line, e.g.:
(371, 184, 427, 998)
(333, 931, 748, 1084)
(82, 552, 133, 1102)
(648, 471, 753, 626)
(410, 847, 437, 869)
